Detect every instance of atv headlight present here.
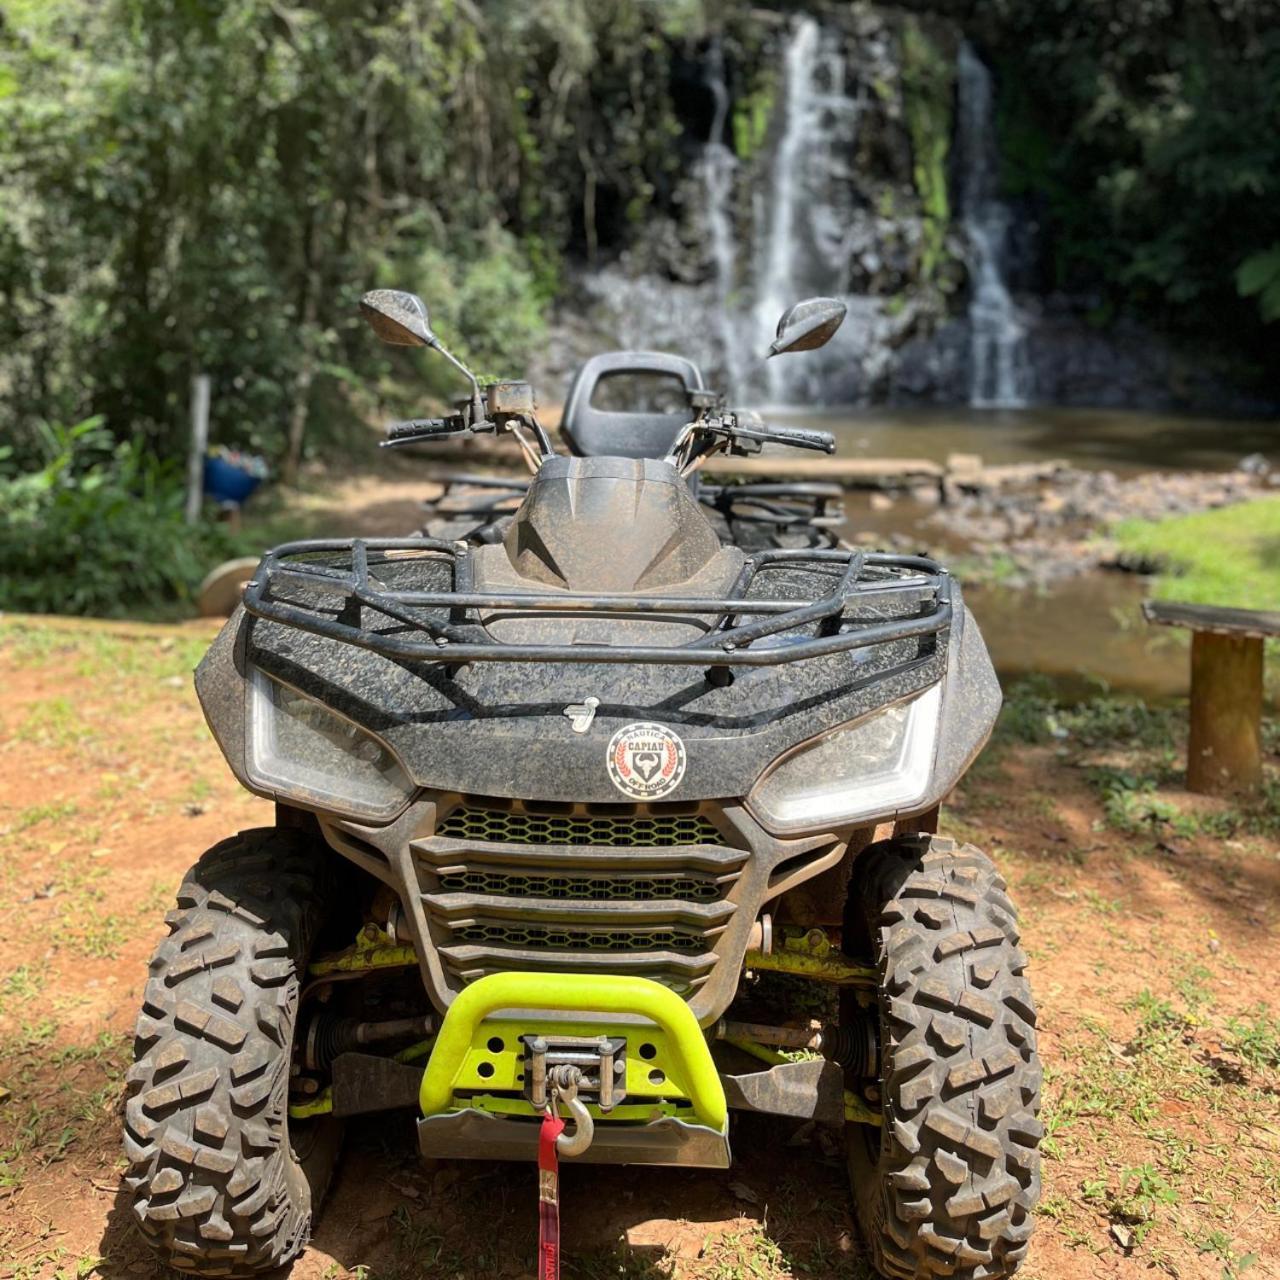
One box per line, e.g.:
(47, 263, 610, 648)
(747, 684, 941, 834)
(247, 668, 412, 821)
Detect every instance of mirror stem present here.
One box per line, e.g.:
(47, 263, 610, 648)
(430, 338, 486, 424)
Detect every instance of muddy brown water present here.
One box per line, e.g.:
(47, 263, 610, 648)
(770, 403, 1279, 475)
(768, 406, 1279, 699)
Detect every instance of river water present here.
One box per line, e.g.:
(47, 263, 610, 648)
(768, 404, 1280, 474)
(766, 405, 1278, 699)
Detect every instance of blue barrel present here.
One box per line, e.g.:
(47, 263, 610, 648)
(203, 456, 264, 505)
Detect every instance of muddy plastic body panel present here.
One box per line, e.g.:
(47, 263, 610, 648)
(198, 586, 993, 810)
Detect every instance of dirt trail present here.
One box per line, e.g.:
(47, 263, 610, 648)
(1, 615, 1277, 1280)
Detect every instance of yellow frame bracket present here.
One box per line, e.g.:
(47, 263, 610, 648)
(419, 972, 728, 1131)
(745, 925, 876, 984)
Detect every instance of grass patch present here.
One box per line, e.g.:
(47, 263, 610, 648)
(1039, 959, 1280, 1267)
(1113, 496, 1280, 611)
(10, 696, 91, 749)
(0, 1030, 129, 1189)
(0, 966, 45, 1016)
(3, 800, 79, 836)
(1225, 1008, 1280, 1069)
(998, 675, 1181, 751)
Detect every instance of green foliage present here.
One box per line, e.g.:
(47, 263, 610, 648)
(989, 0, 1280, 367)
(0, 0, 703, 470)
(899, 16, 952, 285)
(999, 675, 1179, 749)
(731, 77, 775, 162)
(1237, 244, 1280, 324)
(1224, 1008, 1280, 1069)
(0, 418, 240, 616)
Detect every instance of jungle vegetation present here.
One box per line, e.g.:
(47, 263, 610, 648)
(1, 0, 1277, 612)
(2, 0, 1277, 470)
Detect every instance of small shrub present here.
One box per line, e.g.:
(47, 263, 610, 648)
(1224, 1009, 1280, 1069)
(998, 677, 1183, 752)
(0, 419, 241, 617)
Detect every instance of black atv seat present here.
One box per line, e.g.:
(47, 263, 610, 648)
(560, 351, 704, 460)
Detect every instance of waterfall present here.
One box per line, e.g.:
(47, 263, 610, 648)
(956, 42, 1032, 409)
(698, 39, 746, 399)
(751, 18, 865, 405)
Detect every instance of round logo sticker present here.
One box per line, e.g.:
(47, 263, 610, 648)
(606, 722, 687, 800)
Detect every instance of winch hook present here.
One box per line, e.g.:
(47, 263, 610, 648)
(546, 1064, 594, 1158)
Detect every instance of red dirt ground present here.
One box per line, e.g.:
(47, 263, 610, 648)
(1, 615, 1277, 1280)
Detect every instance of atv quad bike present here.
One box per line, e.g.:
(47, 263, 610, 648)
(125, 290, 1041, 1280)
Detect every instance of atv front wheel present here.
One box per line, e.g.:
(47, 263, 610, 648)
(123, 829, 342, 1274)
(846, 836, 1042, 1279)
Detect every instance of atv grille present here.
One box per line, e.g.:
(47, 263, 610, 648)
(435, 807, 720, 848)
(413, 801, 748, 996)
(437, 868, 722, 902)
(451, 923, 706, 954)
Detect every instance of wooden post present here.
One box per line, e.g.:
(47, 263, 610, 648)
(186, 373, 211, 525)
(1187, 631, 1263, 795)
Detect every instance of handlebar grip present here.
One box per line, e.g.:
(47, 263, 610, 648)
(767, 425, 837, 454)
(386, 417, 450, 440)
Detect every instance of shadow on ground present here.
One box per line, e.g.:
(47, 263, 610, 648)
(95, 1113, 870, 1280)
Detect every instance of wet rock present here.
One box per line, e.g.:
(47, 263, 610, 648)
(926, 464, 1263, 586)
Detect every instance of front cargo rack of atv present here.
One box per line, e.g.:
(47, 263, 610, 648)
(241, 537, 952, 667)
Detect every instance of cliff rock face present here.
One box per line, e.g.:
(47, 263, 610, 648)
(535, 2, 1273, 415)
(537, 4, 963, 405)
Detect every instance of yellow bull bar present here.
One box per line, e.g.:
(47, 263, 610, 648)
(419, 972, 728, 1132)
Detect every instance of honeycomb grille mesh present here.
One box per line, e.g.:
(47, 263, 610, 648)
(452, 923, 705, 954)
(435, 807, 720, 848)
(437, 868, 720, 902)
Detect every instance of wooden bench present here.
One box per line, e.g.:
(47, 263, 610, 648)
(1142, 600, 1280, 795)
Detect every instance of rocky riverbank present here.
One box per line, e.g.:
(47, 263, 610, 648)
(896, 455, 1275, 587)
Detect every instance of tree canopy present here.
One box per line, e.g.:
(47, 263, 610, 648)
(1, 0, 1276, 477)
(0, 0, 707, 470)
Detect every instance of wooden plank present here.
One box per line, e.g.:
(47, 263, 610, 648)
(1142, 599, 1280, 639)
(1187, 631, 1264, 795)
(704, 455, 944, 487)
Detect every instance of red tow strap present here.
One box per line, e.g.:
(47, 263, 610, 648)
(537, 1111, 565, 1280)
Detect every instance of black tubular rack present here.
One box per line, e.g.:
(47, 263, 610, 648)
(241, 538, 952, 667)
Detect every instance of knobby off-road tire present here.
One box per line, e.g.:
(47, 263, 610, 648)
(123, 828, 342, 1275)
(847, 835, 1042, 1280)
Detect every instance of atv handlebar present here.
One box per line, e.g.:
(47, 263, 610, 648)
(385, 417, 458, 441)
(743, 423, 837, 454)
(670, 414, 837, 469)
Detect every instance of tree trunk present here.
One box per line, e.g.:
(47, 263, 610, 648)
(282, 225, 321, 487)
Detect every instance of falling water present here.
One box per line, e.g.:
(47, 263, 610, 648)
(956, 42, 1032, 409)
(751, 18, 865, 405)
(698, 39, 746, 399)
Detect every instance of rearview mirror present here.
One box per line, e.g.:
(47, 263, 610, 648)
(359, 289, 436, 347)
(767, 297, 847, 357)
